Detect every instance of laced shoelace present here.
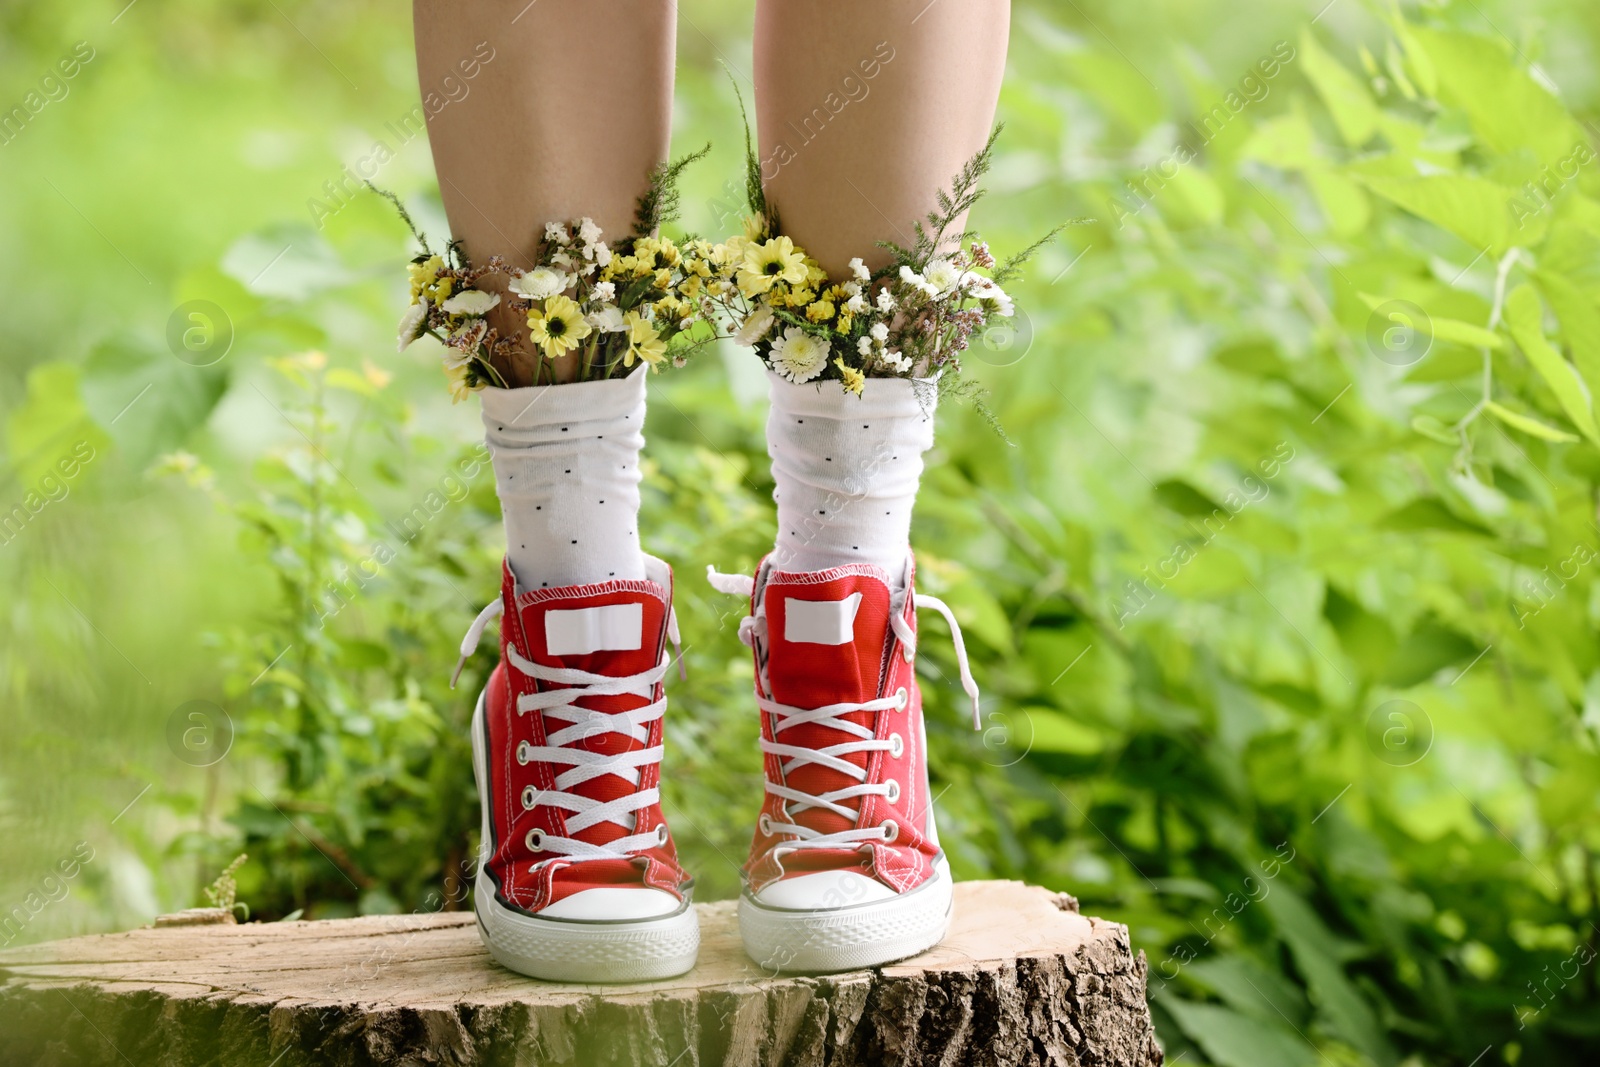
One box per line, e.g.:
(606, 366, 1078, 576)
(707, 564, 980, 855)
(455, 598, 681, 865)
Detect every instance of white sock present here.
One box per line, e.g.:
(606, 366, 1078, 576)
(765, 369, 937, 577)
(480, 369, 648, 591)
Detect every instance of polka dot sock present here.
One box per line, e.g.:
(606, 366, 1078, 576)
(480, 368, 648, 591)
(765, 368, 937, 579)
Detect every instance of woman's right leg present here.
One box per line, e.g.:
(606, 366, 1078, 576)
(414, 0, 676, 386)
(413, 2, 698, 982)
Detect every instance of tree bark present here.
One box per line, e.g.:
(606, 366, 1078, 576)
(0, 880, 1162, 1066)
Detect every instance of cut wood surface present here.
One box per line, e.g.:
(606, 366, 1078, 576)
(0, 880, 1162, 1067)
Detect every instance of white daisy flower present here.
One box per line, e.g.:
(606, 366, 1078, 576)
(586, 304, 626, 332)
(510, 267, 568, 301)
(849, 257, 871, 282)
(924, 257, 961, 295)
(876, 288, 897, 313)
(577, 217, 603, 246)
(592, 281, 616, 302)
(440, 289, 500, 316)
(397, 301, 428, 352)
(734, 303, 777, 346)
(544, 221, 569, 245)
(770, 326, 829, 383)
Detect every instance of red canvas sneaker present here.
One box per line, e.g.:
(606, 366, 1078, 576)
(708, 554, 980, 973)
(454, 555, 699, 982)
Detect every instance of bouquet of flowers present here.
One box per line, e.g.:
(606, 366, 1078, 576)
(383, 148, 717, 398)
(697, 124, 1068, 397)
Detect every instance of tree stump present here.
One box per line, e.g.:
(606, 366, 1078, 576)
(0, 880, 1161, 1067)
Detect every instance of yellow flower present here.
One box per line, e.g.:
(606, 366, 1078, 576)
(834, 358, 865, 396)
(527, 294, 592, 358)
(785, 287, 816, 309)
(738, 236, 809, 297)
(658, 238, 681, 266)
(622, 310, 667, 368)
(445, 361, 480, 403)
(836, 311, 854, 335)
(806, 299, 836, 323)
(654, 267, 674, 289)
(806, 264, 829, 288)
(712, 237, 746, 268)
(742, 215, 767, 241)
(408, 255, 443, 303)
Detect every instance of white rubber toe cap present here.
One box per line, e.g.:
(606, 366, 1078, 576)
(535, 887, 683, 921)
(753, 871, 897, 910)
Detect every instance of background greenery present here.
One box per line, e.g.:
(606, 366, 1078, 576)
(4, 0, 1600, 1063)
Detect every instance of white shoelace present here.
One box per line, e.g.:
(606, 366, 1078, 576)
(707, 563, 980, 855)
(455, 598, 680, 865)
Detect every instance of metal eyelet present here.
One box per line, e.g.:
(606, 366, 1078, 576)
(885, 779, 901, 804)
(888, 733, 905, 758)
(525, 828, 545, 852)
(516, 741, 531, 766)
(656, 824, 670, 847)
(894, 687, 909, 711)
(759, 813, 774, 836)
(880, 820, 899, 842)
(521, 785, 537, 810)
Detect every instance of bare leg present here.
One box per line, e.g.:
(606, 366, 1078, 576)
(414, 0, 676, 385)
(752, 0, 1009, 278)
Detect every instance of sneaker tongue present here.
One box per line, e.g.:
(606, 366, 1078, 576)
(763, 568, 894, 836)
(514, 582, 667, 848)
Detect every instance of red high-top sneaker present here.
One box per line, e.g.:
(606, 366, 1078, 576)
(455, 555, 699, 981)
(708, 554, 980, 973)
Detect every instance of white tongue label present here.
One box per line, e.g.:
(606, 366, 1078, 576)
(544, 603, 644, 656)
(784, 593, 863, 645)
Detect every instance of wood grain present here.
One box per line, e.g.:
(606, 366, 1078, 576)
(0, 880, 1162, 1066)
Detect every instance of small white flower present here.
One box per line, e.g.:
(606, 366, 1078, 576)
(586, 304, 626, 332)
(544, 221, 570, 245)
(593, 244, 612, 268)
(876, 288, 897, 312)
(551, 251, 575, 270)
(770, 326, 829, 383)
(734, 303, 777, 346)
(577, 217, 603, 246)
(898, 265, 938, 299)
(440, 346, 474, 371)
(870, 322, 889, 343)
(849, 256, 870, 282)
(592, 281, 616, 302)
(843, 280, 862, 297)
(857, 335, 874, 356)
(845, 293, 868, 315)
(881, 348, 912, 373)
(440, 289, 500, 316)
(397, 301, 428, 352)
(924, 257, 961, 295)
(679, 315, 695, 331)
(510, 267, 568, 301)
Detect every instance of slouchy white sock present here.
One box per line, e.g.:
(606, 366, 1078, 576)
(765, 369, 937, 578)
(480, 369, 647, 591)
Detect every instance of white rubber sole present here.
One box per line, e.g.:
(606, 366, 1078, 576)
(470, 689, 700, 982)
(738, 858, 954, 974)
